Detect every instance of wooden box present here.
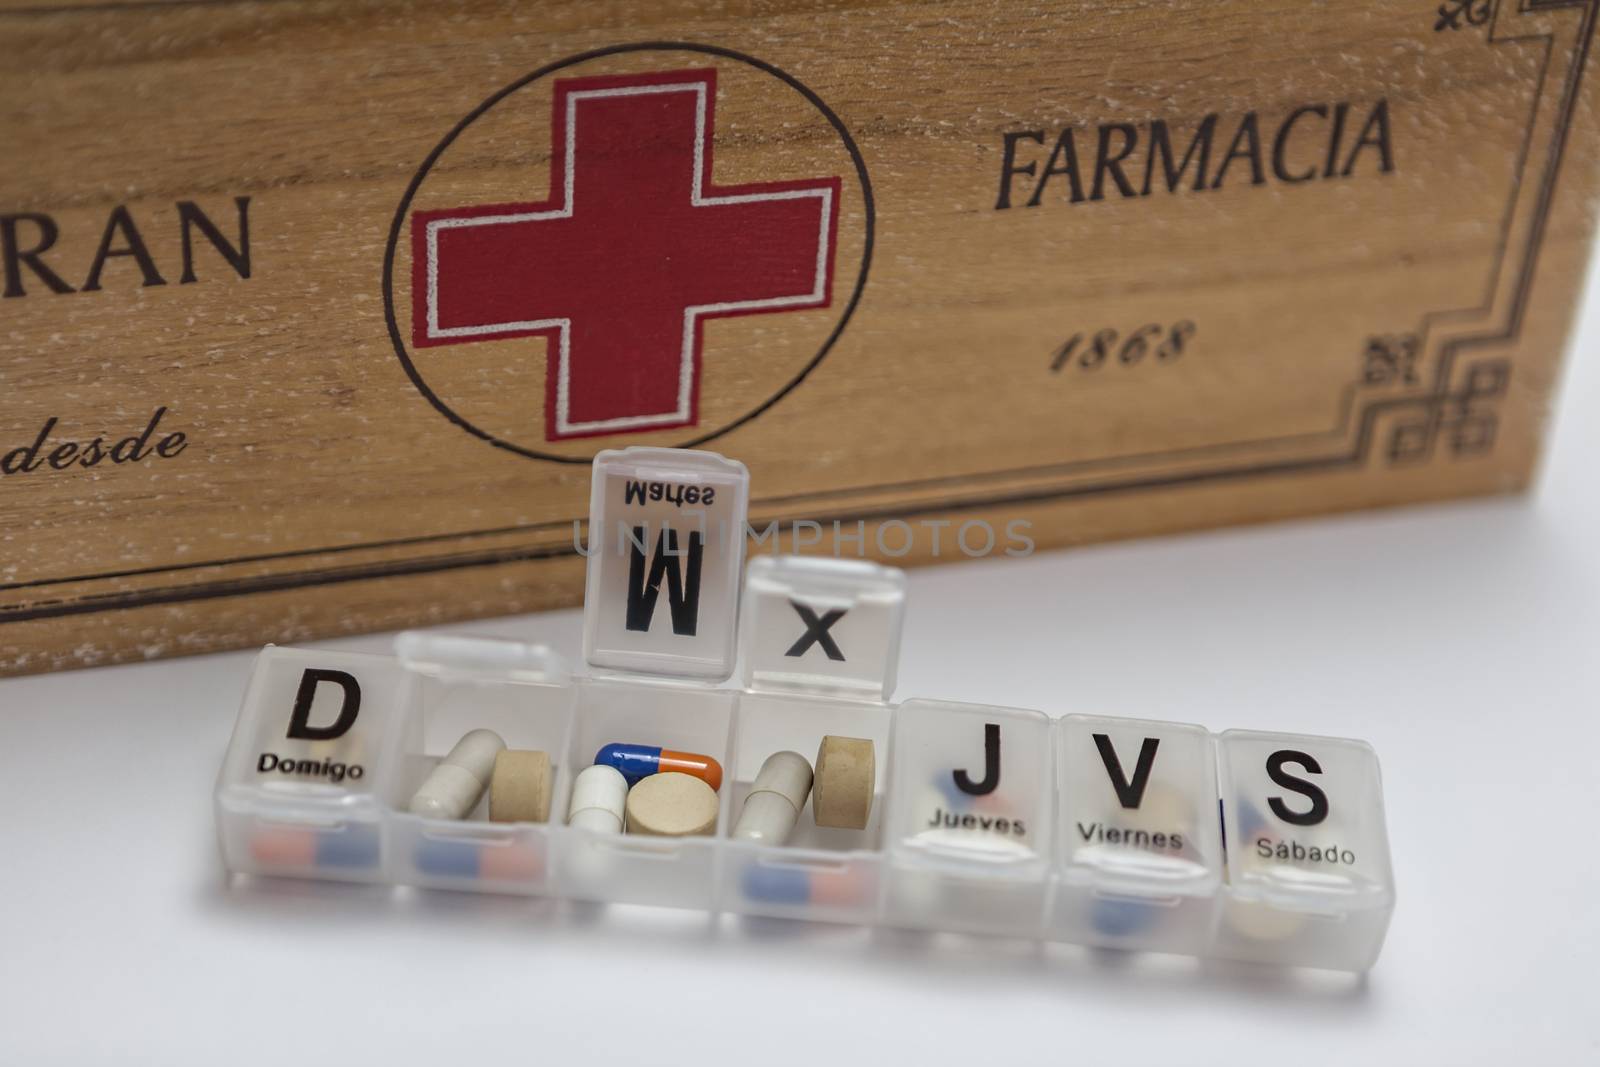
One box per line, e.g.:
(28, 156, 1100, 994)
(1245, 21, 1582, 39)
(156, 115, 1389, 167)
(3, 0, 1596, 675)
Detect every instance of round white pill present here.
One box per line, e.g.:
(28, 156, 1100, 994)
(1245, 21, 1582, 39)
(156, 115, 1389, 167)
(567, 763, 628, 834)
(734, 750, 814, 844)
(408, 728, 505, 819)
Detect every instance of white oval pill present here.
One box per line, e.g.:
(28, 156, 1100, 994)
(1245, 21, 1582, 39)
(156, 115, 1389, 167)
(734, 750, 814, 844)
(567, 763, 628, 834)
(408, 728, 505, 819)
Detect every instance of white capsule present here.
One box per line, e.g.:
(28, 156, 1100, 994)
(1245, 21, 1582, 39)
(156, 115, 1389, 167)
(567, 764, 628, 834)
(734, 751, 814, 844)
(408, 729, 505, 819)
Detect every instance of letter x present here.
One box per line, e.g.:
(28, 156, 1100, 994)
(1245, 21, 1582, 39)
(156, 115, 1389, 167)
(785, 600, 846, 661)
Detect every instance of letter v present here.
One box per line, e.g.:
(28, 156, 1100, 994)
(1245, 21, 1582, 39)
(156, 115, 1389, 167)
(1092, 734, 1160, 809)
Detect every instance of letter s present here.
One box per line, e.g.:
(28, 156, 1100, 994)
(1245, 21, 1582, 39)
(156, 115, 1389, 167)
(1004, 519, 1035, 558)
(1265, 749, 1329, 826)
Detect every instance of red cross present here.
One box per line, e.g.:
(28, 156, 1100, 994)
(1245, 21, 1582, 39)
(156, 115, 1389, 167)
(411, 69, 841, 441)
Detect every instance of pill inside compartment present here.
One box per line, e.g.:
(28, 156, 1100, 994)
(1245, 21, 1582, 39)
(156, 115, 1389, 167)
(720, 691, 891, 923)
(552, 677, 736, 910)
(385, 640, 576, 895)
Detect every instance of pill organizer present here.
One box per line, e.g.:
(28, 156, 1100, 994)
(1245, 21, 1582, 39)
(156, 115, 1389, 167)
(215, 447, 1396, 972)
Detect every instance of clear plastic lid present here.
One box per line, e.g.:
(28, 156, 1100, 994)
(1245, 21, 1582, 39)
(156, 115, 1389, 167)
(739, 555, 906, 698)
(886, 699, 1054, 877)
(216, 646, 411, 818)
(1056, 713, 1223, 899)
(1217, 730, 1393, 913)
(581, 447, 750, 680)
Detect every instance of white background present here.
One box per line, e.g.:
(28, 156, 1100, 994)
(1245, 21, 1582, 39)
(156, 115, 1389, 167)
(3, 278, 1598, 1064)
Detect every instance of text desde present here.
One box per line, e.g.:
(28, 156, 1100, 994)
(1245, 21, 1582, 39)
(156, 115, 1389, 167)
(1, 407, 187, 477)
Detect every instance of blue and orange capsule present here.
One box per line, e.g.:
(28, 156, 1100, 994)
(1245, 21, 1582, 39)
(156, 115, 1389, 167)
(595, 743, 723, 792)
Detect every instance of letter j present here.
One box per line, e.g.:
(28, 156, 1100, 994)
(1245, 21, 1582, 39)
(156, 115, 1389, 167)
(953, 723, 1002, 796)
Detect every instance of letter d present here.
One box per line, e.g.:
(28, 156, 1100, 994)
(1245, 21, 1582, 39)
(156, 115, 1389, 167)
(286, 668, 361, 741)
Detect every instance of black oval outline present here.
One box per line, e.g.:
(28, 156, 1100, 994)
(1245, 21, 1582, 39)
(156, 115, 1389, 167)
(382, 41, 876, 465)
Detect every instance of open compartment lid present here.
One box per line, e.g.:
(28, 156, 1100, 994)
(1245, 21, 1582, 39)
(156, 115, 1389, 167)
(581, 447, 750, 681)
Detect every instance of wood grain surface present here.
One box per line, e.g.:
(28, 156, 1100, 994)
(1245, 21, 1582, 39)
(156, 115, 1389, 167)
(2, 0, 1596, 675)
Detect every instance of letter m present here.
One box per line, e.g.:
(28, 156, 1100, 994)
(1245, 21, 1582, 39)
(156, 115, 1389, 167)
(625, 526, 704, 636)
(1144, 115, 1217, 195)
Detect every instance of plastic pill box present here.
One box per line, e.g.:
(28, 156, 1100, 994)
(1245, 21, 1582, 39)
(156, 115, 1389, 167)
(215, 447, 1395, 971)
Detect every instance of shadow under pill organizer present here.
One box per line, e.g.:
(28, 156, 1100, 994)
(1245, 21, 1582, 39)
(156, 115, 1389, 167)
(214, 447, 1396, 972)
